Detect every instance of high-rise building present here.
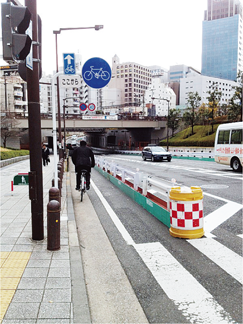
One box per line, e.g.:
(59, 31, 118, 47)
(109, 55, 152, 106)
(201, 0, 243, 81)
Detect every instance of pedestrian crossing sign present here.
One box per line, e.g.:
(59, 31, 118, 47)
(13, 174, 29, 185)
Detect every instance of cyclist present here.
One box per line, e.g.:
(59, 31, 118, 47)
(71, 140, 95, 190)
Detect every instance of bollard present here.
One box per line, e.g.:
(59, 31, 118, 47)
(58, 162, 64, 178)
(49, 187, 60, 204)
(47, 200, 60, 251)
(169, 186, 204, 239)
(52, 177, 62, 197)
(58, 170, 62, 187)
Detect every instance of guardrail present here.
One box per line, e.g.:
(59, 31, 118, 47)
(96, 156, 182, 210)
(103, 148, 215, 159)
(95, 156, 205, 239)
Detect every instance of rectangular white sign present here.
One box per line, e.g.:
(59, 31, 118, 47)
(59, 75, 81, 88)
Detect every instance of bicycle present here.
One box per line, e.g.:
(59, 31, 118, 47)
(80, 169, 87, 202)
(65, 66, 75, 74)
(83, 66, 110, 81)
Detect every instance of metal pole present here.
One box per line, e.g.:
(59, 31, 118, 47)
(52, 71, 63, 188)
(25, 0, 44, 240)
(54, 32, 62, 159)
(4, 74, 7, 111)
(241, 73, 243, 121)
(63, 100, 66, 152)
(167, 101, 169, 151)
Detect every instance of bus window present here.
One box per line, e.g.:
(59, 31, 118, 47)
(231, 129, 242, 144)
(218, 130, 230, 144)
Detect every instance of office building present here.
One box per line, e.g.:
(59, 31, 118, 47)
(109, 55, 152, 108)
(202, 0, 243, 81)
(0, 70, 27, 114)
(144, 78, 176, 116)
(180, 73, 238, 106)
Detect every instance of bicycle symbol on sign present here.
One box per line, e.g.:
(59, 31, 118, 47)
(64, 66, 75, 74)
(83, 66, 110, 81)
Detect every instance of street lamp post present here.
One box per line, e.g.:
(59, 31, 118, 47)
(62, 96, 83, 151)
(152, 97, 170, 151)
(53, 25, 103, 158)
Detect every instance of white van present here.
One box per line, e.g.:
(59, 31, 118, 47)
(71, 135, 77, 146)
(214, 122, 243, 172)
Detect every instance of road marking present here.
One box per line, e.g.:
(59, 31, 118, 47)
(91, 180, 135, 245)
(188, 238, 242, 284)
(92, 179, 239, 323)
(204, 200, 243, 234)
(110, 157, 243, 180)
(135, 242, 235, 324)
(237, 234, 243, 238)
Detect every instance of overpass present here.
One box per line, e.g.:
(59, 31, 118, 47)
(13, 115, 168, 148)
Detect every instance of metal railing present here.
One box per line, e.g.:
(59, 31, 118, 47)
(95, 156, 180, 210)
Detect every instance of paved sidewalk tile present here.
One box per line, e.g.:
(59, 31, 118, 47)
(0, 158, 75, 323)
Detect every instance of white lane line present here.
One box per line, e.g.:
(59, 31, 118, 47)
(204, 201, 243, 234)
(135, 242, 235, 324)
(91, 179, 135, 245)
(237, 234, 243, 238)
(92, 178, 238, 323)
(188, 238, 242, 284)
(109, 157, 243, 180)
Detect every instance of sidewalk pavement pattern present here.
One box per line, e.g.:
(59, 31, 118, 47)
(0, 157, 148, 323)
(0, 157, 90, 324)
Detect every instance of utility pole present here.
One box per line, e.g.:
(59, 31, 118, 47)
(25, 0, 44, 240)
(1, 0, 43, 240)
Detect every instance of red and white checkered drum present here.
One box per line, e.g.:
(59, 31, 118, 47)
(169, 186, 204, 239)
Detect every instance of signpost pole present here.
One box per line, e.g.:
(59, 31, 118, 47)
(52, 71, 63, 188)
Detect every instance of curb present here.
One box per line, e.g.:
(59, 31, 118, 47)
(94, 165, 170, 228)
(0, 155, 29, 168)
(66, 168, 91, 324)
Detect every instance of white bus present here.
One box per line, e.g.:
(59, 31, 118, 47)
(214, 122, 243, 172)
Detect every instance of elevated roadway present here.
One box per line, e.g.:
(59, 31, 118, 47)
(14, 117, 167, 131)
(12, 115, 168, 148)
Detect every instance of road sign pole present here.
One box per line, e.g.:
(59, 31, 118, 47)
(52, 71, 63, 188)
(25, 0, 43, 241)
(54, 32, 63, 160)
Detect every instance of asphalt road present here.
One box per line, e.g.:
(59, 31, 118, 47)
(87, 155, 243, 323)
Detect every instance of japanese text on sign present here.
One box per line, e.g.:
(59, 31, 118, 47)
(59, 76, 81, 88)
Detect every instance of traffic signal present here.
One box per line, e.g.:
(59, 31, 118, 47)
(18, 15, 42, 81)
(1, 3, 32, 63)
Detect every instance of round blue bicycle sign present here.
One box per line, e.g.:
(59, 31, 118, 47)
(82, 57, 111, 89)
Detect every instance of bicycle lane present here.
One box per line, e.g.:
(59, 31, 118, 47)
(69, 162, 149, 323)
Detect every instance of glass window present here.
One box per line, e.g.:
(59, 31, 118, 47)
(231, 129, 242, 144)
(218, 130, 230, 144)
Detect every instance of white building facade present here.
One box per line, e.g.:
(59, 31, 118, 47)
(109, 55, 152, 107)
(180, 73, 239, 106)
(144, 78, 176, 116)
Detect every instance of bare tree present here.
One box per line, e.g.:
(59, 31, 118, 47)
(1, 113, 20, 148)
(183, 92, 201, 135)
(207, 83, 222, 133)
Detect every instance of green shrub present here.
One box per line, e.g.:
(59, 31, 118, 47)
(160, 125, 219, 147)
(0, 149, 29, 160)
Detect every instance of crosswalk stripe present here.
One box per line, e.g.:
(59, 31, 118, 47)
(188, 238, 242, 284)
(92, 176, 240, 323)
(135, 242, 235, 324)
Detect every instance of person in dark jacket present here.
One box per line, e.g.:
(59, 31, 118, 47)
(71, 140, 95, 190)
(42, 144, 50, 166)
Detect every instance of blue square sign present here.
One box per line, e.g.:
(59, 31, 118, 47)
(63, 53, 76, 75)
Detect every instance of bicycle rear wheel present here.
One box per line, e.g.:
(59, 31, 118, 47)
(80, 189, 84, 202)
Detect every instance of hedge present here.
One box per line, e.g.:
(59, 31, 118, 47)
(0, 149, 30, 160)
